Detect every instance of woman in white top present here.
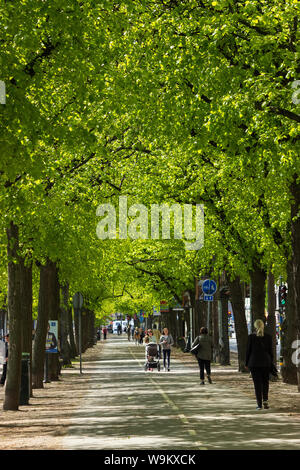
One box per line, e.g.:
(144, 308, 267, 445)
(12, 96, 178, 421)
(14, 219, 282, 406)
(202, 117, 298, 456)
(159, 328, 174, 371)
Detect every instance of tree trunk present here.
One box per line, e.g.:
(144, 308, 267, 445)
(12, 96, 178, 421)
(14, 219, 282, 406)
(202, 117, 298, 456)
(3, 222, 23, 411)
(89, 311, 96, 347)
(82, 310, 88, 352)
(218, 286, 230, 366)
(250, 263, 267, 329)
(290, 174, 300, 389)
(20, 257, 33, 397)
(32, 260, 59, 388)
(47, 263, 60, 381)
(60, 283, 72, 366)
(74, 307, 79, 356)
(168, 308, 177, 346)
(212, 298, 219, 362)
(281, 260, 298, 384)
(266, 272, 277, 365)
(68, 306, 77, 358)
(227, 276, 248, 372)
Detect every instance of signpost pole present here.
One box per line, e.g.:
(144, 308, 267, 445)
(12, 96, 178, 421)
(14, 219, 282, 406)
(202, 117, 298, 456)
(202, 279, 217, 334)
(207, 301, 211, 331)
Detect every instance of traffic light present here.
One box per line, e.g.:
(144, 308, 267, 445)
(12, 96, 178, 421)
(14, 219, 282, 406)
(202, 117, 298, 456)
(279, 285, 287, 309)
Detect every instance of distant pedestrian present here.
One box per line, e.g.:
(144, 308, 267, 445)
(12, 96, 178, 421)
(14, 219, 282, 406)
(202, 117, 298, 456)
(134, 327, 140, 345)
(139, 327, 144, 345)
(192, 327, 212, 385)
(117, 323, 122, 335)
(102, 327, 108, 340)
(159, 328, 174, 372)
(246, 319, 273, 410)
(0, 334, 9, 386)
(127, 325, 131, 341)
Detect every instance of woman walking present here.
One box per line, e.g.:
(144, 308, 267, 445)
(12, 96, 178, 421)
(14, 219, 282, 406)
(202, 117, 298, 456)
(192, 327, 212, 385)
(134, 327, 140, 345)
(245, 319, 273, 410)
(102, 326, 108, 340)
(159, 328, 174, 371)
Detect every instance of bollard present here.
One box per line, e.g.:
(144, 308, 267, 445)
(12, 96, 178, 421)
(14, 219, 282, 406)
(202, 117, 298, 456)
(19, 353, 30, 406)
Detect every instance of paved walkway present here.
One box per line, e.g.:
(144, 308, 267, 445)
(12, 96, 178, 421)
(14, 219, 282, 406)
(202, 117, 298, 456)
(63, 336, 300, 450)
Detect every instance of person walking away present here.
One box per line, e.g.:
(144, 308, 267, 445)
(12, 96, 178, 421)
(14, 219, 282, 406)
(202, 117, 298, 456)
(139, 327, 145, 345)
(127, 325, 131, 341)
(0, 334, 9, 386)
(159, 328, 174, 371)
(134, 327, 140, 345)
(102, 326, 108, 340)
(246, 319, 273, 410)
(117, 323, 122, 335)
(192, 327, 212, 385)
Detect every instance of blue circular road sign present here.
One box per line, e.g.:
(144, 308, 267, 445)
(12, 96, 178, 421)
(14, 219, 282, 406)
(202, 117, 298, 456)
(202, 279, 217, 295)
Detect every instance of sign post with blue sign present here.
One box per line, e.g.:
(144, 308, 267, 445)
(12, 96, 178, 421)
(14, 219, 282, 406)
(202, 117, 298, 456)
(202, 279, 217, 331)
(202, 279, 217, 301)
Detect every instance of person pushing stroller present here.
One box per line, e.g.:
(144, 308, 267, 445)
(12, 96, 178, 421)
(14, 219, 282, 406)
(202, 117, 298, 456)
(144, 335, 161, 372)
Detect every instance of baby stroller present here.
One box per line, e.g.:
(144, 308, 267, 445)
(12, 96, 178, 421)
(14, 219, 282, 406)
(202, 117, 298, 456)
(144, 343, 161, 372)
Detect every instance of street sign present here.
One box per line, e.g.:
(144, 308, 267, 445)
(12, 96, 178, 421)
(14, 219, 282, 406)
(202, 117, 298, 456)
(204, 295, 214, 301)
(45, 321, 58, 353)
(160, 300, 169, 313)
(153, 306, 161, 316)
(202, 279, 217, 296)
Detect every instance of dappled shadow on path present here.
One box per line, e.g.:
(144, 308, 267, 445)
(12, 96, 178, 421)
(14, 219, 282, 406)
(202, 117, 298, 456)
(63, 337, 300, 450)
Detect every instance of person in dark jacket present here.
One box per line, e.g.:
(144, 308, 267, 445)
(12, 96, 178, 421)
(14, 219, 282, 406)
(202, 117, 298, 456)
(192, 327, 212, 385)
(246, 319, 273, 410)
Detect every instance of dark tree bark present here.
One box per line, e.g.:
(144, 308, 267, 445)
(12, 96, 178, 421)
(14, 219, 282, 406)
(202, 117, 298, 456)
(3, 222, 23, 411)
(48, 263, 60, 381)
(68, 305, 77, 358)
(20, 257, 33, 397)
(281, 260, 298, 384)
(250, 263, 267, 328)
(227, 276, 248, 372)
(168, 308, 177, 346)
(266, 272, 277, 366)
(74, 307, 79, 355)
(290, 175, 300, 390)
(212, 298, 219, 362)
(32, 260, 59, 388)
(59, 283, 72, 367)
(82, 310, 88, 352)
(218, 285, 230, 366)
